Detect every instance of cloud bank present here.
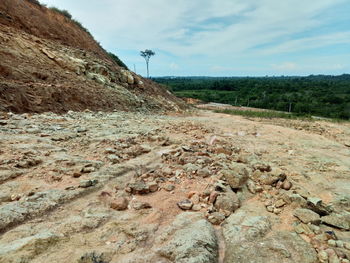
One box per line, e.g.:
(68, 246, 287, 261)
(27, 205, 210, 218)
(41, 0, 350, 76)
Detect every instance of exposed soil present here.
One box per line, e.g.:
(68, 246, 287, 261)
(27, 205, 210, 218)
(0, 108, 349, 262)
(0, 0, 186, 113)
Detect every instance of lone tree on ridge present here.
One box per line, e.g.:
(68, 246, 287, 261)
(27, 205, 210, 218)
(140, 49, 155, 78)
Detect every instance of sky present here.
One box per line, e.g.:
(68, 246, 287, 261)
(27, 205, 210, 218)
(40, 0, 350, 77)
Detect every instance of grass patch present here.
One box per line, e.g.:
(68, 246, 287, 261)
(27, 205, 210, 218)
(49, 7, 91, 35)
(214, 109, 311, 120)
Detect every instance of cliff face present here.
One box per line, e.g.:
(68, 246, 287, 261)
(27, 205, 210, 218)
(0, 0, 186, 113)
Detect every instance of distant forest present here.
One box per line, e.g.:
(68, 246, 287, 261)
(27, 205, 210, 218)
(153, 75, 350, 119)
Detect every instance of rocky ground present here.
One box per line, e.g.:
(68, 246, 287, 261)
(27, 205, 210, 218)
(0, 109, 349, 263)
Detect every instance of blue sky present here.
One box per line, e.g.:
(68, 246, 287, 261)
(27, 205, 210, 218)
(40, 0, 350, 77)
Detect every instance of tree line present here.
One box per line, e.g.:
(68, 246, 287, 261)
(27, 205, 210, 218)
(153, 75, 350, 119)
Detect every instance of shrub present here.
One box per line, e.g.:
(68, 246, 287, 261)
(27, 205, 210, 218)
(49, 7, 92, 35)
(49, 7, 72, 19)
(108, 52, 129, 70)
(27, 0, 42, 6)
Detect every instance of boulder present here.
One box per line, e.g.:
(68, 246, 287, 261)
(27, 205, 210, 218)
(177, 199, 193, 210)
(223, 211, 318, 263)
(157, 213, 218, 263)
(215, 190, 240, 213)
(126, 182, 150, 195)
(221, 163, 249, 189)
(322, 213, 350, 230)
(110, 197, 128, 211)
(293, 208, 321, 224)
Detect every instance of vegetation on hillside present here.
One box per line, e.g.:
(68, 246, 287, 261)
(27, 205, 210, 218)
(108, 52, 129, 69)
(48, 7, 91, 35)
(154, 75, 350, 119)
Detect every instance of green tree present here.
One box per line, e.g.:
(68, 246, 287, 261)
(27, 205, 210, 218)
(140, 49, 155, 78)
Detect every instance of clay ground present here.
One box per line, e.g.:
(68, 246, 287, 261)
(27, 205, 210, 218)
(0, 108, 349, 262)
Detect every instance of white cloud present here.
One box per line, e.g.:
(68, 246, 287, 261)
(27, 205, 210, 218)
(272, 62, 298, 71)
(40, 0, 350, 75)
(169, 63, 180, 70)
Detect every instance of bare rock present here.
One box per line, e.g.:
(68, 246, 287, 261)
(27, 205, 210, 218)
(322, 213, 350, 230)
(164, 184, 175, 192)
(307, 197, 333, 216)
(215, 190, 240, 213)
(126, 182, 150, 195)
(293, 208, 321, 224)
(221, 163, 249, 189)
(79, 179, 98, 188)
(177, 199, 193, 210)
(282, 180, 293, 190)
(197, 167, 211, 178)
(223, 211, 317, 263)
(110, 197, 128, 211)
(147, 182, 158, 192)
(208, 212, 226, 225)
(132, 201, 152, 210)
(157, 212, 218, 263)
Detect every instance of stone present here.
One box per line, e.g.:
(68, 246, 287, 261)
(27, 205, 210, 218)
(336, 241, 344, 248)
(127, 74, 134, 85)
(307, 197, 332, 216)
(247, 179, 257, 194)
(293, 208, 321, 224)
(289, 193, 308, 207)
(147, 182, 158, 192)
(294, 223, 313, 235)
(132, 201, 152, 210)
(318, 250, 329, 263)
(126, 182, 150, 195)
(215, 191, 240, 213)
(328, 240, 337, 247)
(282, 180, 293, 190)
(0, 231, 62, 261)
(208, 212, 226, 225)
(81, 166, 95, 173)
(157, 213, 218, 263)
(79, 179, 98, 188)
(329, 253, 341, 263)
(223, 211, 317, 263)
(190, 194, 200, 205)
(77, 127, 87, 133)
(275, 199, 286, 208)
(164, 184, 175, 192)
(266, 206, 274, 213)
(15, 158, 42, 169)
(209, 191, 219, 204)
(254, 170, 284, 186)
(253, 162, 272, 172)
(107, 154, 120, 164)
(177, 199, 193, 210)
(322, 213, 350, 230)
(192, 204, 202, 211)
(221, 163, 249, 189)
(110, 197, 128, 211)
(183, 163, 200, 173)
(344, 242, 350, 250)
(104, 148, 117, 154)
(78, 251, 112, 263)
(197, 167, 211, 178)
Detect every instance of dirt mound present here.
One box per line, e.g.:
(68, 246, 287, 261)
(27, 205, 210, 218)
(0, 0, 186, 113)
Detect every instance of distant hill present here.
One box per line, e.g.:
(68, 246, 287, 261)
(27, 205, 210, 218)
(154, 75, 350, 119)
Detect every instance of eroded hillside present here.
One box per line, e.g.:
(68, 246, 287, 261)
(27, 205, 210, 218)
(0, 0, 186, 113)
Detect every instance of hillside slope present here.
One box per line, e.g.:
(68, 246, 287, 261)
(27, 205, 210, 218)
(0, 0, 186, 113)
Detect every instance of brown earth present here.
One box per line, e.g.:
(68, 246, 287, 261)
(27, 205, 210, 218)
(0, 109, 349, 262)
(0, 0, 186, 113)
